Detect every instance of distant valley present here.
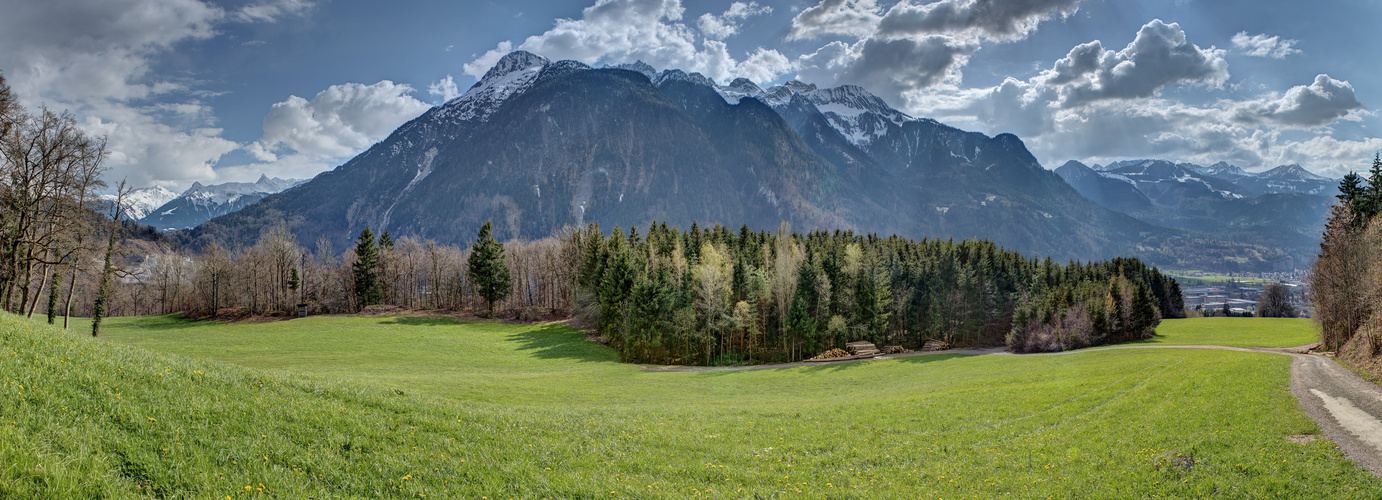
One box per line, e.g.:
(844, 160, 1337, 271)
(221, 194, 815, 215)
(1056, 159, 1335, 270)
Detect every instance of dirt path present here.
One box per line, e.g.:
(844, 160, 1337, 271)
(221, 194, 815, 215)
(643, 343, 1382, 477)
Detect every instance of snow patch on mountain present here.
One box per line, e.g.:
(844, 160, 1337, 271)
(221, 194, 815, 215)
(434, 51, 550, 125)
(177, 175, 304, 210)
(100, 186, 178, 220)
(714, 78, 914, 148)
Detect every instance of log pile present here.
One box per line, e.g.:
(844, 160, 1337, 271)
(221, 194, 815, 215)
(884, 345, 911, 354)
(845, 341, 881, 357)
(921, 339, 950, 351)
(808, 348, 852, 361)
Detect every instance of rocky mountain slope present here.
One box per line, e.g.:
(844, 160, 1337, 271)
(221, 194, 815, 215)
(179, 51, 1293, 270)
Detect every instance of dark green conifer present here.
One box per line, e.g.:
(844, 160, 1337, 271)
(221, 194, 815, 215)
(468, 221, 512, 318)
(352, 227, 383, 308)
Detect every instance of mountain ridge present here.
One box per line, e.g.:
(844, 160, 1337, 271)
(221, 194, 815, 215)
(175, 51, 1301, 270)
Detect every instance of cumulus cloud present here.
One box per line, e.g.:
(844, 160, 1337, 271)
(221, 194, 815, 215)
(1043, 20, 1228, 107)
(251, 81, 431, 162)
(736, 47, 794, 84)
(875, 0, 1085, 42)
(920, 20, 1367, 176)
(788, 0, 1087, 111)
(1231, 31, 1300, 59)
(787, 0, 884, 41)
(466, 0, 792, 85)
(697, 1, 771, 40)
(79, 103, 240, 188)
(1227, 74, 1362, 128)
(428, 75, 462, 102)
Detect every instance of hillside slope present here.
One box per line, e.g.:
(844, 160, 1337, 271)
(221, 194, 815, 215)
(4, 313, 1381, 497)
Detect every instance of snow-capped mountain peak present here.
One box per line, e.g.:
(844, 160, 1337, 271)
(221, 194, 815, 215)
(611, 61, 657, 81)
(1261, 163, 1328, 181)
(99, 186, 179, 220)
(435, 51, 550, 124)
(652, 69, 717, 88)
(711, 78, 914, 148)
(480, 50, 550, 83)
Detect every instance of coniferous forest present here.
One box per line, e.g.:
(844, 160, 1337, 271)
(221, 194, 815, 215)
(573, 222, 1183, 364)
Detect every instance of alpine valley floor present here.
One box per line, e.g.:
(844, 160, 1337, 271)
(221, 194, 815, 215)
(3, 314, 1379, 498)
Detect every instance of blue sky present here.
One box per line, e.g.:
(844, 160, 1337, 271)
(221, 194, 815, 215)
(2, 0, 1378, 190)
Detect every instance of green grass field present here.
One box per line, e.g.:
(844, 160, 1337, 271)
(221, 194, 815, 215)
(1163, 270, 1275, 287)
(3, 313, 1375, 498)
(1137, 317, 1319, 348)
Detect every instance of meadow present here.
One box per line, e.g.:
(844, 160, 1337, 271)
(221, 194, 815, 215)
(2, 313, 1376, 498)
(1135, 317, 1319, 348)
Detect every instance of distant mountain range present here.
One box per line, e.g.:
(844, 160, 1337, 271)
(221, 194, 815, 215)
(161, 51, 1334, 271)
(139, 175, 304, 231)
(1056, 159, 1336, 269)
(101, 186, 179, 220)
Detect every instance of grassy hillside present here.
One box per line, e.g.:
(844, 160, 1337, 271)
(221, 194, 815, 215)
(1137, 317, 1319, 347)
(4, 314, 1378, 497)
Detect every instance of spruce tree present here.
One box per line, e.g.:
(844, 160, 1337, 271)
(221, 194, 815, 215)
(352, 226, 383, 309)
(468, 221, 512, 318)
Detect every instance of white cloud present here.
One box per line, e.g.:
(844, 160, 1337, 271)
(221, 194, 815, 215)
(1231, 31, 1300, 59)
(253, 81, 431, 161)
(787, 0, 884, 41)
(0, 0, 314, 190)
(697, 1, 772, 40)
(464, 41, 514, 80)
(1043, 19, 1228, 107)
(736, 48, 794, 84)
(797, 37, 974, 104)
(919, 21, 1367, 176)
(875, 0, 1086, 42)
(79, 103, 239, 188)
(1227, 74, 1362, 128)
(234, 0, 314, 23)
(466, 0, 792, 85)
(428, 75, 462, 102)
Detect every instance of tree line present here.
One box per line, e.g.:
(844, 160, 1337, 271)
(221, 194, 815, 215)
(575, 222, 1182, 364)
(1313, 154, 1382, 360)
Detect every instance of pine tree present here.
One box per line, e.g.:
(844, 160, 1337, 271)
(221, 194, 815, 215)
(468, 221, 512, 318)
(352, 227, 383, 309)
(1365, 153, 1382, 220)
(288, 267, 301, 304)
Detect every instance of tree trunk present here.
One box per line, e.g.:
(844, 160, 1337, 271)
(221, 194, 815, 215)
(26, 262, 48, 318)
(46, 266, 62, 325)
(63, 262, 78, 329)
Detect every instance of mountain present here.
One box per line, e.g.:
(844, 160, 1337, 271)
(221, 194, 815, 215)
(1052, 161, 1154, 214)
(100, 186, 178, 220)
(141, 175, 303, 231)
(1099, 159, 1247, 207)
(1059, 158, 1337, 269)
(180, 51, 1292, 270)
